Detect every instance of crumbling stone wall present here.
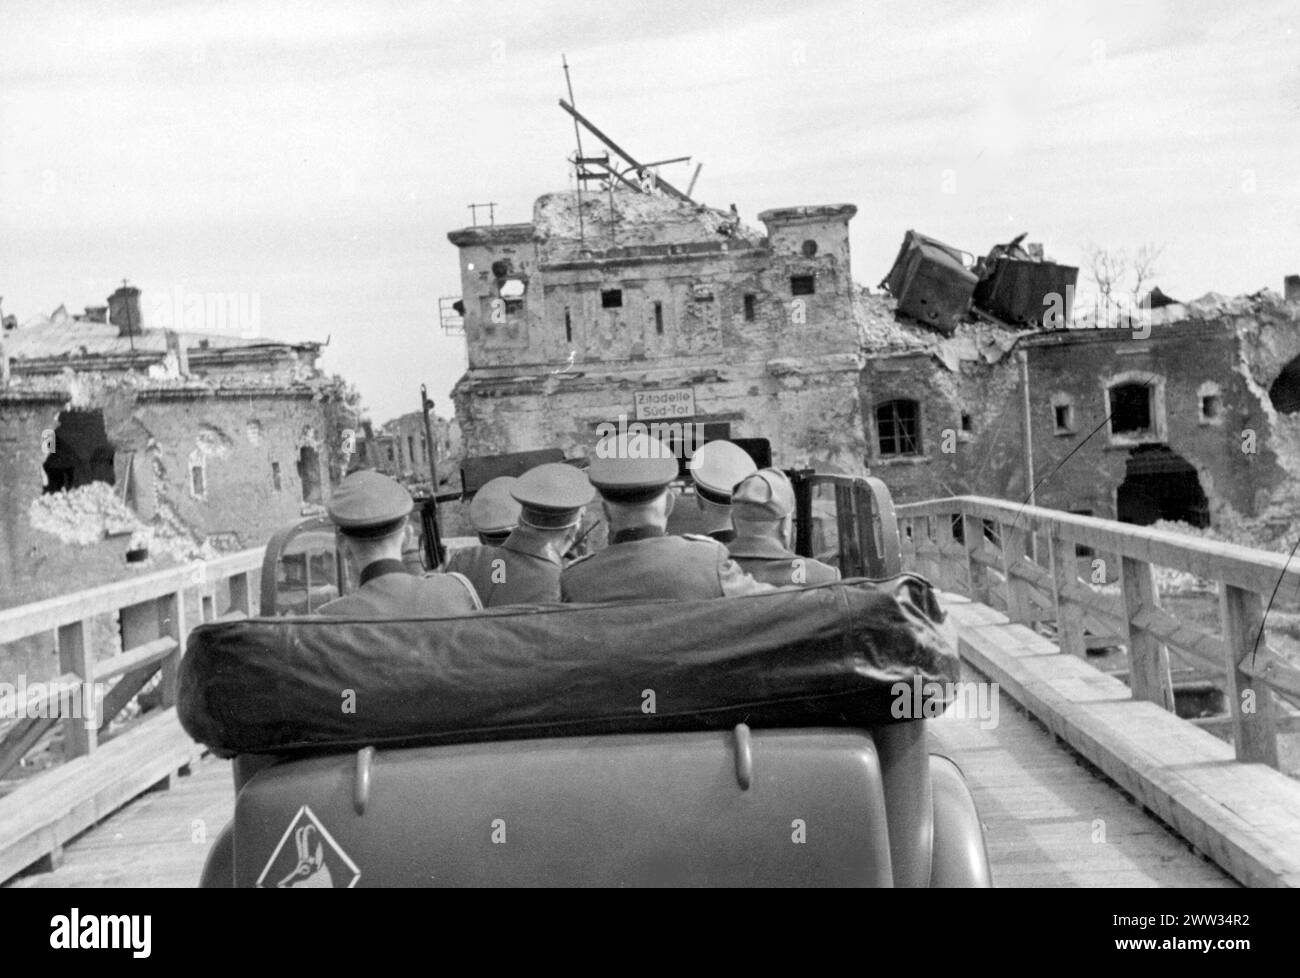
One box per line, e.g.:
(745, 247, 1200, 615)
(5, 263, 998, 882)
(861, 290, 1300, 536)
(450, 191, 865, 471)
(0, 381, 341, 612)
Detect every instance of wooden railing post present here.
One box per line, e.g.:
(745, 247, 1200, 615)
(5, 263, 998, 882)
(1219, 585, 1278, 767)
(934, 512, 957, 593)
(56, 619, 97, 758)
(158, 591, 187, 710)
(962, 511, 990, 604)
(1000, 522, 1034, 624)
(1049, 533, 1086, 657)
(1119, 556, 1175, 711)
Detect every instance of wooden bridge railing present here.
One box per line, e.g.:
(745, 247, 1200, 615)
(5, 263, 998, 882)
(0, 549, 261, 882)
(896, 496, 1300, 769)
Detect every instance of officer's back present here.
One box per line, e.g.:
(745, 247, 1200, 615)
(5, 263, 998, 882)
(461, 463, 594, 606)
(560, 432, 771, 603)
(727, 468, 841, 588)
(316, 470, 480, 618)
(444, 475, 520, 603)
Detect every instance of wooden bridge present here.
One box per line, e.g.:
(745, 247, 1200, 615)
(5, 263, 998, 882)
(3, 496, 1300, 887)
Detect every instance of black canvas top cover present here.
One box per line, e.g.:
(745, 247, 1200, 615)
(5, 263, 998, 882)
(178, 575, 957, 757)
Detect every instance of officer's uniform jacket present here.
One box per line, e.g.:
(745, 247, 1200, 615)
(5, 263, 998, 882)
(317, 559, 481, 618)
(727, 533, 841, 588)
(444, 526, 565, 607)
(560, 526, 773, 603)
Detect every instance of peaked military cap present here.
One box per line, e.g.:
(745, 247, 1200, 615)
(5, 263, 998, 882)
(469, 476, 521, 535)
(688, 439, 757, 505)
(512, 463, 595, 528)
(588, 431, 679, 503)
(327, 469, 413, 538)
(732, 467, 797, 520)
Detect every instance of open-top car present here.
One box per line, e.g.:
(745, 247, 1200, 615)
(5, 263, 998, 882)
(180, 466, 992, 887)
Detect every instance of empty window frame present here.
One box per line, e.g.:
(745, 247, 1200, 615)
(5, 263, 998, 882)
(876, 399, 922, 457)
(1052, 395, 1075, 435)
(790, 275, 815, 296)
(601, 289, 623, 309)
(1198, 381, 1222, 424)
(743, 293, 756, 321)
(1109, 383, 1152, 435)
(654, 301, 664, 335)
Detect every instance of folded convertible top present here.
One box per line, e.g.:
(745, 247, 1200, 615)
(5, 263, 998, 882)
(178, 575, 957, 757)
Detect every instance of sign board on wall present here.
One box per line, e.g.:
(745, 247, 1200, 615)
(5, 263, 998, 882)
(634, 388, 695, 420)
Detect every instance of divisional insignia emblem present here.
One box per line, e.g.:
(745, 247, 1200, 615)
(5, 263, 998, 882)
(257, 806, 360, 888)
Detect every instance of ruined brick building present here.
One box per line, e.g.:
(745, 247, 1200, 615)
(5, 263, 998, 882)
(861, 289, 1300, 545)
(366, 409, 461, 492)
(449, 191, 865, 474)
(0, 284, 354, 611)
(446, 185, 1300, 546)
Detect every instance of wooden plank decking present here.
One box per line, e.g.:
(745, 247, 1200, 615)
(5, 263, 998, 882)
(929, 670, 1233, 887)
(7, 685, 1236, 888)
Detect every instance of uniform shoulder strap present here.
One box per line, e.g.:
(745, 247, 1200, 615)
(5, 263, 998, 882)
(681, 533, 725, 547)
(444, 570, 483, 610)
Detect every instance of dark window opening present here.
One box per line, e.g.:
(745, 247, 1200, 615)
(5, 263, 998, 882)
(272, 461, 282, 491)
(960, 412, 973, 433)
(407, 436, 415, 465)
(503, 298, 524, 315)
(743, 293, 756, 321)
(801, 239, 819, 258)
(951, 515, 964, 544)
(1200, 394, 1221, 420)
(1109, 383, 1152, 435)
(601, 289, 623, 309)
(1268, 356, 1300, 414)
(297, 446, 322, 504)
(654, 301, 664, 335)
(876, 400, 922, 457)
(1116, 446, 1209, 528)
(1054, 403, 1073, 432)
(190, 464, 205, 497)
(564, 308, 572, 343)
(386, 445, 394, 462)
(42, 409, 115, 494)
(790, 275, 815, 296)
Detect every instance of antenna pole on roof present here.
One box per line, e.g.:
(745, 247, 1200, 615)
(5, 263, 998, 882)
(562, 55, 585, 246)
(557, 99, 697, 205)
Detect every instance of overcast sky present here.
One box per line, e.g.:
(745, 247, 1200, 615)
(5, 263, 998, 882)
(2, 0, 1297, 423)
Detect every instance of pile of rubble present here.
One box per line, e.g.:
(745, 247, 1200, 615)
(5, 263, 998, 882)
(28, 481, 211, 563)
(854, 287, 1027, 370)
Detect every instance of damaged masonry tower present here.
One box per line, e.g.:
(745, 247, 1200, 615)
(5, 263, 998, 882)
(448, 99, 867, 474)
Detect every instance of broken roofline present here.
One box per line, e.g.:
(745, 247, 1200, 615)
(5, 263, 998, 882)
(8, 339, 322, 371)
(445, 204, 859, 245)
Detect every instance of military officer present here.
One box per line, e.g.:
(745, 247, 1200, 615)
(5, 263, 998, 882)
(727, 468, 841, 587)
(449, 462, 594, 606)
(560, 432, 773, 603)
(316, 470, 481, 617)
(685, 439, 757, 543)
(466, 476, 521, 546)
(443, 475, 519, 577)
